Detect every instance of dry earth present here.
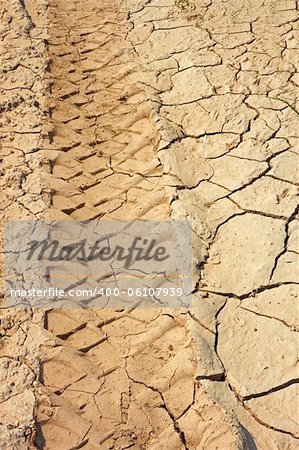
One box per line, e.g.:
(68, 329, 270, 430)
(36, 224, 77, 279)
(0, 0, 298, 449)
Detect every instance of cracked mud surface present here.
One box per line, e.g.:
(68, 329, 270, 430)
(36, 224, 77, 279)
(0, 0, 298, 449)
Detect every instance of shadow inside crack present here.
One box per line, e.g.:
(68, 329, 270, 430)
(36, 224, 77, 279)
(35, 422, 46, 450)
(240, 425, 258, 450)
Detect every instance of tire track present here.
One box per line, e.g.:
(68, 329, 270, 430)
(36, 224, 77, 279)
(36, 0, 244, 449)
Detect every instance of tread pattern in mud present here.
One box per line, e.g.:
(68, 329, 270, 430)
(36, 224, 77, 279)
(37, 1, 244, 449)
(47, 1, 169, 221)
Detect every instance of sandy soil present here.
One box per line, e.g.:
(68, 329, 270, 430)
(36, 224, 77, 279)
(0, 0, 298, 449)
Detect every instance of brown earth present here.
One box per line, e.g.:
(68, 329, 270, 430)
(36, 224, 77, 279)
(0, 0, 298, 449)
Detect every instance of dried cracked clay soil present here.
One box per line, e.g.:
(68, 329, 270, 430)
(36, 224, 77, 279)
(0, 0, 298, 449)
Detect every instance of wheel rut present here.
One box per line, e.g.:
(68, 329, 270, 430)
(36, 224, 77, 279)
(37, 1, 243, 449)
